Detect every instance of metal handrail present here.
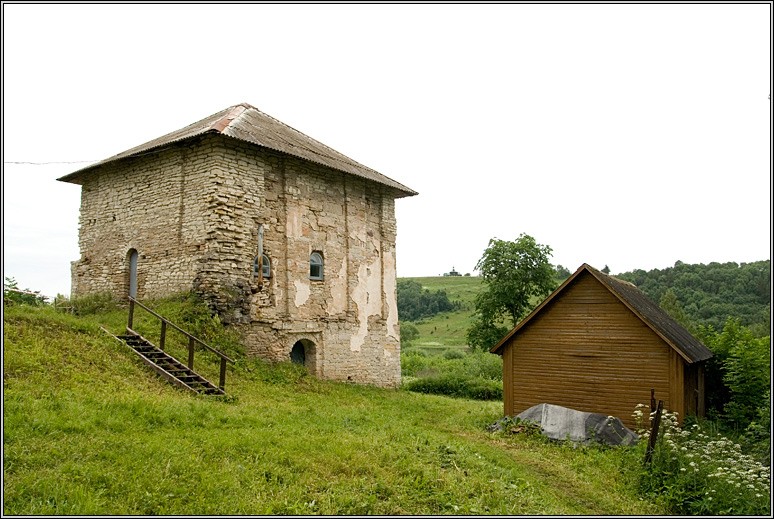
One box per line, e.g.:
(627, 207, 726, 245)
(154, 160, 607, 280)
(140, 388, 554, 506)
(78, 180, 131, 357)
(127, 296, 234, 390)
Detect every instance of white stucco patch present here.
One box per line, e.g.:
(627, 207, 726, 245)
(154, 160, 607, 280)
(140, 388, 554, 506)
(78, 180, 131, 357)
(294, 279, 310, 306)
(350, 257, 382, 352)
(349, 264, 368, 352)
(383, 247, 399, 340)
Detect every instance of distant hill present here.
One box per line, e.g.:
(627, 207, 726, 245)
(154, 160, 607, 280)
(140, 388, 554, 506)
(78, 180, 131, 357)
(399, 260, 771, 350)
(614, 260, 770, 334)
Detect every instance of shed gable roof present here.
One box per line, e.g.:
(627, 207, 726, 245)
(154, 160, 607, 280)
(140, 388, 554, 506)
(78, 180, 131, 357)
(57, 103, 418, 198)
(490, 263, 713, 363)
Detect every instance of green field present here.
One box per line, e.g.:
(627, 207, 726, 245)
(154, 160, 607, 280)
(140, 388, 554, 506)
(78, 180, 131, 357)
(399, 276, 482, 354)
(3, 302, 664, 516)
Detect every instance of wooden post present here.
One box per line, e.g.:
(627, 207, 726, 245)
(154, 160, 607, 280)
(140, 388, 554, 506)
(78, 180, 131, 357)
(257, 224, 264, 289)
(650, 388, 656, 415)
(159, 321, 167, 351)
(128, 298, 135, 330)
(644, 399, 664, 465)
(188, 337, 195, 370)
(219, 357, 227, 390)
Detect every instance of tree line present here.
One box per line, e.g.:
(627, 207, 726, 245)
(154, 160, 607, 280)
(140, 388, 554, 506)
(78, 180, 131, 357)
(396, 279, 461, 322)
(615, 260, 770, 336)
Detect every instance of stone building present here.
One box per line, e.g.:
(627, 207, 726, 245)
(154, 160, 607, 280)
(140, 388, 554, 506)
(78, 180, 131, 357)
(58, 103, 417, 387)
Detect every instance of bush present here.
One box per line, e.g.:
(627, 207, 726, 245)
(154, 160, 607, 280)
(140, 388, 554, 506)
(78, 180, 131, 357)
(443, 350, 464, 360)
(404, 373, 502, 401)
(400, 350, 430, 377)
(3, 277, 48, 306)
(400, 349, 501, 381)
(699, 318, 771, 428)
(466, 318, 510, 352)
(400, 322, 420, 345)
(632, 406, 771, 515)
(397, 280, 461, 321)
(66, 292, 121, 316)
(140, 292, 245, 361)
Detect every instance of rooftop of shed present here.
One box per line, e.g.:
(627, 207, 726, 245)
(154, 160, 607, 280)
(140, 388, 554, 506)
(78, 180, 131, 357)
(490, 263, 714, 364)
(57, 103, 418, 198)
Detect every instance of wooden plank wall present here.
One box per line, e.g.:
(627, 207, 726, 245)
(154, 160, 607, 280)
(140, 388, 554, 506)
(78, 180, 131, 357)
(504, 272, 675, 430)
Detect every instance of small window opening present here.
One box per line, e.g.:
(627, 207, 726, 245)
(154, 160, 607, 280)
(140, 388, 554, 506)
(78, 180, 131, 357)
(309, 251, 324, 280)
(253, 254, 271, 279)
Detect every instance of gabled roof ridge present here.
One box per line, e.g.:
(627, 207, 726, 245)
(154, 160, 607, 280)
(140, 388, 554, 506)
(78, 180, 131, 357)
(491, 263, 713, 363)
(57, 103, 418, 197)
(210, 104, 248, 132)
(234, 105, 385, 177)
(583, 264, 712, 363)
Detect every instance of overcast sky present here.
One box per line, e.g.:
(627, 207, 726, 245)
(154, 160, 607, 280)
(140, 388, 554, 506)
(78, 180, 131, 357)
(3, 3, 772, 299)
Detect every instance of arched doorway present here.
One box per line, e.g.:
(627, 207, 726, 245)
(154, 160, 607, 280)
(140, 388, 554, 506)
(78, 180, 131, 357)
(128, 249, 138, 298)
(290, 341, 306, 365)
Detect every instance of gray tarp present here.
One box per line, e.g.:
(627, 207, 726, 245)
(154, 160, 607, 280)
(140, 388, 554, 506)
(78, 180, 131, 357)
(491, 403, 639, 446)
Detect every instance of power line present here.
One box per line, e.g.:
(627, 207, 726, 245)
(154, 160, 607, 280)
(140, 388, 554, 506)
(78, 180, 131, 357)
(4, 160, 98, 165)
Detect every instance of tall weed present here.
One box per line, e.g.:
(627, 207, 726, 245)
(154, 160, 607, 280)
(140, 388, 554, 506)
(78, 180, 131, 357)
(632, 405, 770, 515)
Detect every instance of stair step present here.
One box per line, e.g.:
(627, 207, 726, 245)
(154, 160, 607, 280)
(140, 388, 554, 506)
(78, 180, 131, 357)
(115, 330, 224, 396)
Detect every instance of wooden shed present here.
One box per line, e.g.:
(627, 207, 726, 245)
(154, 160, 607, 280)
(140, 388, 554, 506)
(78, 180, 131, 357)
(490, 263, 713, 429)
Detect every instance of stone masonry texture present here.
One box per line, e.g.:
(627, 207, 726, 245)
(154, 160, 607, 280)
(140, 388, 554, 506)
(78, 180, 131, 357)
(70, 134, 404, 387)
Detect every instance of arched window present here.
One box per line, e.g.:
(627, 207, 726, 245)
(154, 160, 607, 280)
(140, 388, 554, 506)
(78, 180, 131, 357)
(253, 254, 271, 279)
(309, 251, 324, 280)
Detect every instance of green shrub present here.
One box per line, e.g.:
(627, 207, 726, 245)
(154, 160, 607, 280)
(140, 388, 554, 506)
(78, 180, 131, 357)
(699, 318, 771, 428)
(3, 277, 48, 306)
(443, 350, 464, 360)
(67, 292, 121, 316)
(631, 406, 770, 515)
(400, 350, 430, 377)
(136, 292, 245, 361)
(404, 374, 502, 401)
(400, 322, 420, 345)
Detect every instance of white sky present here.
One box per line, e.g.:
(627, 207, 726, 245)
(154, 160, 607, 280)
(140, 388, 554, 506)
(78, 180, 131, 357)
(3, 3, 772, 299)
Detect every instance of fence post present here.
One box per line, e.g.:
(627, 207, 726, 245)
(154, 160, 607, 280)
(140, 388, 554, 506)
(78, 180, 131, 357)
(159, 321, 167, 351)
(650, 388, 656, 415)
(128, 298, 135, 330)
(644, 399, 664, 466)
(188, 337, 195, 370)
(219, 357, 227, 390)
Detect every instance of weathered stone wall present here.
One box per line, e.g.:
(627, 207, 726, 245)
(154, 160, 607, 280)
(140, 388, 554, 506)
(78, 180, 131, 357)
(72, 134, 402, 387)
(71, 137, 214, 298)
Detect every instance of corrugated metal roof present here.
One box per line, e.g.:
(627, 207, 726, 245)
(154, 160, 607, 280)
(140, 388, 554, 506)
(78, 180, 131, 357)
(491, 263, 714, 363)
(57, 103, 418, 198)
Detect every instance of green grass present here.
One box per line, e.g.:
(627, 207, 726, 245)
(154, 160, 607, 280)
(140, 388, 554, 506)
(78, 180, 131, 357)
(2, 302, 665, 516)
(399, 276, 482, 353)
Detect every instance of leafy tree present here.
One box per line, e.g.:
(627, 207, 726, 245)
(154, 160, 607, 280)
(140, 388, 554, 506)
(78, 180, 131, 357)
(601, 265, 611, 275)
(467, 234, 555, 350)
(553, 264, 571, 282)
(616, 260, 770, 334)
(699, 318, 771, 428)
(723, 328, 770, 427)
(400, 322, 420, 346)
(659, 288, 690, 330)
(3, 277, 47, 306)
(397, 280, 460, 322)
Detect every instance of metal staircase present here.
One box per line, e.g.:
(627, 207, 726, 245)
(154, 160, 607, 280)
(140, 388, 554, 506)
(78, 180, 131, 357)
(101, 297, 234, 395)
(111, 331, 225, 395)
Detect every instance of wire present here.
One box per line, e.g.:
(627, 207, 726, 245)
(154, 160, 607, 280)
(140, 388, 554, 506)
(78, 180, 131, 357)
(4, 160, 99, 165)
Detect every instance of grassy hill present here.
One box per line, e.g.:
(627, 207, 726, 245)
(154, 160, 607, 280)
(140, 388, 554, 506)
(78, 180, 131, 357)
(399, 276, 483, 354)
(3, 302, 663, 516)
(399, 259, 772, 353)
